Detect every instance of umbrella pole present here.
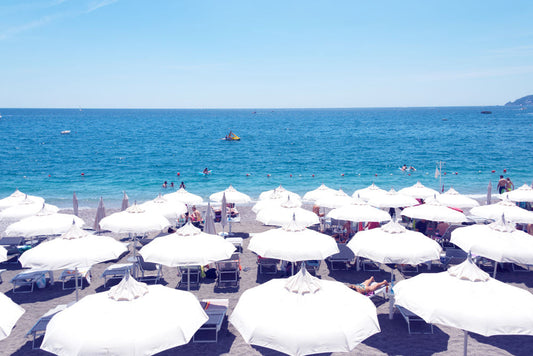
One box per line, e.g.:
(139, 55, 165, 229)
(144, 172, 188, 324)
(493, 262, 498, 279)
(75, 267, 79, 302)
(188, 266, 191, 291)
(463, 330, 468, 356)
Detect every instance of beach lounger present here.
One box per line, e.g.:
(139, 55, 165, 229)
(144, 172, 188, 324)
(257, 257, 279, 274)
(0, 236, 25, 261)
(216, 259, 240, 289)
(26, 303, 71, 349)
(11, 269, 54, 293)
(193, 299, 229, 343)
(359, 257, 381, 272)
(135, 255, 163, 284)
(225, 237, 243, 253)
(177, 265, 201, 289)
(396, 305, 434, 334)
(440, 248, 467, 269)
(101, 263, 134, 287)
(304, 260, 320, 275)
(327, 243, 355, 270)
(59, 267, 91, 290)
(0, 269, 5, 283)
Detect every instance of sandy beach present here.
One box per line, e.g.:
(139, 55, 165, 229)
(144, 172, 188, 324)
(1, 205, 533, 356)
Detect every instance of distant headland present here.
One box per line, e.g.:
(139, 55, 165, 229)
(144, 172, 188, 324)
(505, 95, 533, 106)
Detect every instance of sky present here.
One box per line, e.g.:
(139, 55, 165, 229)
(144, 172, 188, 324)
(0, 0, 532, 109)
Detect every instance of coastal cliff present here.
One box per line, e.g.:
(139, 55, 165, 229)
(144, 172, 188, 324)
(505, 95, 533, 106)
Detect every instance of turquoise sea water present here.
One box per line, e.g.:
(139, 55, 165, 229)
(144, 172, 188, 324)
(0, 107, 532, 208)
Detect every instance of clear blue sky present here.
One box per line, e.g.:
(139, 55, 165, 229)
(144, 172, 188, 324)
(1, 0, 532, 108)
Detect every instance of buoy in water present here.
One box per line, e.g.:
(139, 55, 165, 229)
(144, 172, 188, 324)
(491, 170, 495, 173)
(81, 173, 85, 176)
(177, 172, 180, 176)
(503, 169, 507, 173)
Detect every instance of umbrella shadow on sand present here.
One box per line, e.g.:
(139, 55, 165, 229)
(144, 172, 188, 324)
(363, 314, 449, 356)
(6, 283, 73, 303)
(470, 333, 533, 356)
(253, 345, 332, 356)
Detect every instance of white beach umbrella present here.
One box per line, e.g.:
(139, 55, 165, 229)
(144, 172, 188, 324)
(252, 197, 302, 214)
(140, 222, 235, 290)
(72, 192, 79, 217)
(470, 200, 533, 224)
(347, 220, 442, 266)
(502, 184, 533, 203)
(230, 268, 380, 356)
(18, 224, 127, 300)
(41, 275, 208, 355)
(256, 198, 319, 227)
(302, 183, 337, 202)
(5, 207, 85, 237)
(139, 194, 187, 220)
(99, 203, 171, 234)
(140, 222, 236, 267)
(248, 218, 339, 262)
(203, 202, 216, 235)
(259, 185, 301, 201)
(367, 188, 419, 209)
(164, 188, 203, 205)
(393, 258, 533, 356)
(436, 187, 480, 209)
(450, 216, 533, 278)
(0, 293, 25, 341)
(352, 183, 387, 202)
(93, 197, 106, 232)
(401, 198, 468, 224)
(315, 188, 353, 209)
(327, 198, 391, 223)
(210, 185, 251, 204)
(0, 189, 44, 209)
(398, 181, 440, 200)
(0, 245, 7, 263)
(0, 198, 58, 220)
(121, 191, 129, 211)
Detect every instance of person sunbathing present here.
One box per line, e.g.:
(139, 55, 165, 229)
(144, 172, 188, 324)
(348, 276, 388, 295)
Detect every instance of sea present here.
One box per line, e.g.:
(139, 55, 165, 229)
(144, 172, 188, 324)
(0, 106, 532, 209)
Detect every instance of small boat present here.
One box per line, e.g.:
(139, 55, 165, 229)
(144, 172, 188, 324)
(223, 131, 240, 141)
(480, 111, 492, 114)
(61, 130, 71, 134)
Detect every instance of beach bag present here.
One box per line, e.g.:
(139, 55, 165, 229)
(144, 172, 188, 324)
(36, 276, 47, 289)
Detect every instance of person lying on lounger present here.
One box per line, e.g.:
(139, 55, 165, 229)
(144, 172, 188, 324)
(348, 276, 388, 295)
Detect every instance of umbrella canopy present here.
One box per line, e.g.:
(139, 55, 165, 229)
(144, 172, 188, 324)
(256, 198, 319, 227)
(0, 189, 44, 209)
(347, 220, 442, 265)
(352, 183, 387, 202)
(164, 188, 203, 205)
(451, 216, 533, 266)
(259, 185, 301, 201)
(93, 197, 106, 232)
(72, 192, 79, 217)
(99, 203, 171, 234)
(327, 198, 391, 223)
(252, 197, 302, 214)
(502, 184, 533, 203)
(210, 185, 251, 204)
(140, 222, 236, 267)
(302, 183, 338, 202)
(398, 181, 440, 200)
(394, 258, 533, 339)
(5, 207, 85, 237)
(248, 219, 339, 262)
(315, 189, 353, 209)
(436, 187, 480, 209)
(0, 293, 25, 341)
(401, 198, 468, 223)
(18, 224, 127, 271)
(41, 275, 208, 355)
(0, 245, 7, 263)
(0, 199, 58, 220)
(367, 188, 419, 209)
(229, 268, 380, 356)
(121, 191, 129, 211)
(203, 202, 217, 235)
(470, 200, 533, 224)
(139, 194, 187, 220)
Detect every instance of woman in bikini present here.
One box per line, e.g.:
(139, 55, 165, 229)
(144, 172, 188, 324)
(348, 276, 388, 295)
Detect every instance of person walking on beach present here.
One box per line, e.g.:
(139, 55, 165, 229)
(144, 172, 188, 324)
(497, 175, 507, 194)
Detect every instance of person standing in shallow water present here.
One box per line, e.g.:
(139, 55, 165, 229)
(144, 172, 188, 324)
(506, 177, 514, 191)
